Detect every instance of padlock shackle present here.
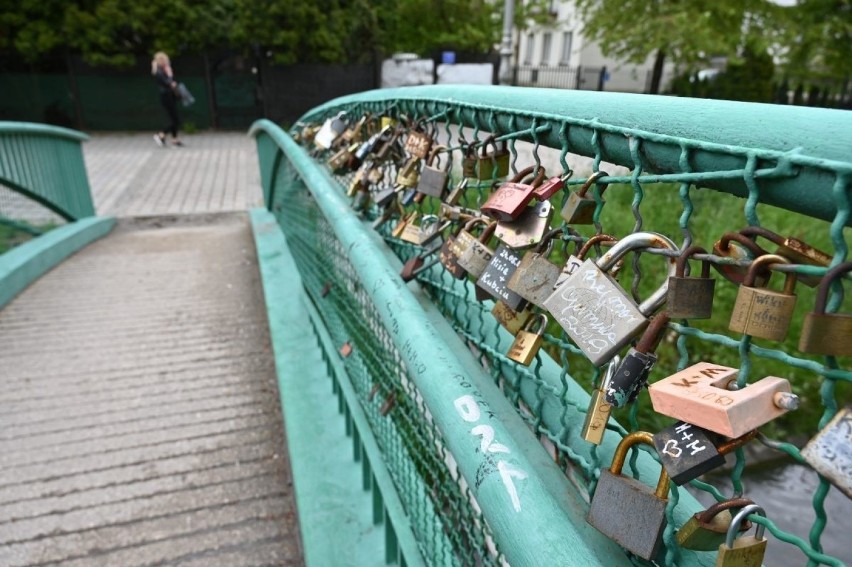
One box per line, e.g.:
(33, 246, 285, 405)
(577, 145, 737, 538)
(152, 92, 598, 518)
(635, 314, 670, 354)
(478, 134, 499, 157)
(726, 504, 766, 548)
(600, 353, 621, 390)
(595, 232, 679, 315)
(813, 261, 852, 314)
(675, 245, 711, 279)
(578, 234, 618, 259)
(743, 253, 796, 290)
(523, 313, 549, 336)
(717, 231, 769, 258)
(576, 170, 610, 198)
(609, 432, 670, 499)
(426, 144, 449, 167)
(509, 165, 546, 187)
(697, 497, 755, 524)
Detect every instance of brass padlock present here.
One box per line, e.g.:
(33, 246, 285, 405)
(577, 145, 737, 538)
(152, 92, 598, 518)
(729, 254, 798, 341)
(712, 232, 770, 286)
(581, 354, 620, 445)
(716, 504, 767, 567)
(543, 232, 678, 366)
(507, 314, 548, 365)
(799, 261, 852, 356)
(439, 223, 468, 280)
(491, 300, 534, 334)
(561, 170, 608, 224)
(392, 211, 417, 239)
(667, 245, 716, 319)
(403, 121, 432, 159)
(457, 220, 498, 278)
(416, 145, 450, 198)
(740, 226, 832, 287)
(463, 136, 510, 180)
(587, 431, 671, 560)
(395, 157, 421, 188)
(327, 142, 359, 173)
(676, 498, 754, 551)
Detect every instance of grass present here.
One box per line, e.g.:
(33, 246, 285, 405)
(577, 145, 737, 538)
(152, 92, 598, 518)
(0, 222, 55, 254)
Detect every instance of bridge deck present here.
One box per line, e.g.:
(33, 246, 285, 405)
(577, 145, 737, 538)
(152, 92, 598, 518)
(0, 134, 302, 566)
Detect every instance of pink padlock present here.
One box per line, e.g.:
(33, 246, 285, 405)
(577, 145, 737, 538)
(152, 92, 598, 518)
(648, 362, 797, 438)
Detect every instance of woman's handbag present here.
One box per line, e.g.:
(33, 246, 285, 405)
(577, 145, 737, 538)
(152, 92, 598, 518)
(175, 82, 195, 107)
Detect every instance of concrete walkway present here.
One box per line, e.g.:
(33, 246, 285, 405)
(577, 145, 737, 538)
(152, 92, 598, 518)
(0, 135, 303, 565)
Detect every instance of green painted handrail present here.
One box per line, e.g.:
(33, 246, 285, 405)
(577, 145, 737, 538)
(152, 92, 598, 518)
(0, 121, 95, 220)
(297, 85, 852, 227)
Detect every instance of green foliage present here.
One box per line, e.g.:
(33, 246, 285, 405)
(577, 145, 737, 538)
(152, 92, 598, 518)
(774, 0, 852, 83)
(670, 46, 776, 103)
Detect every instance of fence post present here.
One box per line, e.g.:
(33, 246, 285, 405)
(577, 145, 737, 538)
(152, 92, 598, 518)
(575, 65, 583, 89)
(598, 66, 607, 91)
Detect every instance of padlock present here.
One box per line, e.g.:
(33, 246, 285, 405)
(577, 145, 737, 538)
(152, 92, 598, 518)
(581, 354, 620, 445)
(716, 504, 767, 567)
(729, 254, 798, 341)
(340, 113, 369, 145)
(466, 136, 510, 180)
(558, 234, 619, 284)
(481, 166, 546, 222)
(799, 261, 852, 356)
(354, 125, 391, 162)
(654, 423, 757, 485)
(507, 227, 567, 308)
(453, 218, 489, 264)
(371, 184, 398, 208)
(391, 211, 417, 239)
(403, 121, 432, 159)
(712, 232, 770, 286)
(401, 238, 444, 282)
(800, 406, 852, 498)
(561, 170, 608, 224)
(327, 142, 359, 173)
(395, 157, 421, 188)
(740, 226, 832, 287)
(347, 163, 371, 196)
(416, 145, 450, 198)
(416, 215, 444, 246)
(439, 223, 468, 279)
(476, 244, 528, 311)
(491, 301, 534, 335)
(351, 187, 370, 212)
(667, 245, 716, 319)
(648, 362, 797, 438)
(457, 220, 498, 278)
(400, 217, 426, 245)
(532, 171, 572, 201)
(543, 232, 678, 366)
(314, 111, 347, 149)
(605, 314, 669, 407)
(373, 125, 403, 163)
(507, 314, 548, 365)
(676, 498, 754, 551)
(495, 200, 553, 248)
(587, 431, 671, 560)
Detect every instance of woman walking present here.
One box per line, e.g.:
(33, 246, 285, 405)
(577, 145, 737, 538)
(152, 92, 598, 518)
(152, 51, 183, 147)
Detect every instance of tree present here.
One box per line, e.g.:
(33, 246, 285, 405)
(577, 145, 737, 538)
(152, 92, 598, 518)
(573, 0, 774, 94)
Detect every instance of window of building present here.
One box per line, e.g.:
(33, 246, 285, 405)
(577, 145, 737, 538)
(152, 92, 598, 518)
(560, 32, 573, 66)
(524, 33, 535, 65)
(541, 32, 552, 66)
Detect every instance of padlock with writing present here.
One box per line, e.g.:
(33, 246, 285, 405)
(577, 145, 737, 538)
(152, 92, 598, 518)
(476, 244, 528, 311)
(543, 231, 678, 366)
(507, 314, 548, 365)
(404, 121, 432, 159)
(648, 362, 797, 438)
(314, 111, 347, 149)
(416, 145, 450, 198)
(581, 354, 620, 445)
(399, 216, 428, 245)
(481, 166, 546, 222)
(667, 245, 716, 319)
(464, 136, 510, 180)
(456, 220, 498, 278)
(507, 227, 569, 308)
(799, 261, 852, 356)
(712, 231, 770, 286)
(561, 171, 608, 224)
(392, 211, 417, 239)
(729, 254, 798, 341)
(587, 431, 671, 560)
(676, 498, 754, 551)
(800, 406, 852, 498)
(491, 300, 534, 335)
(495, 200, 553, 249)
(605, 314, 669, 407)
(439, 223, 468, 279)
(740, 226, 832, 287)
(654, 423, 757, 485)
(716, 504, 768, 567)
(556, 233, 618, 287)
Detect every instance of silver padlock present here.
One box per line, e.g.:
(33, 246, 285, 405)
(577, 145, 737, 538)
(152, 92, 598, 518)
(494, 200, 553, 249)
(314, 111, 347, 149)
(542, 232, 678, 366)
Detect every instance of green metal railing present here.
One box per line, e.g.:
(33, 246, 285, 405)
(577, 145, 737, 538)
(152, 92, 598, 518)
(0, 122, 95, 221)
(252, 85, 851, 567)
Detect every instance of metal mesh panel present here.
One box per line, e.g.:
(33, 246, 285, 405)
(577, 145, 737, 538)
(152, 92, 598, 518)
(270, 161, 503, 566)
(282, 91, 851, 567)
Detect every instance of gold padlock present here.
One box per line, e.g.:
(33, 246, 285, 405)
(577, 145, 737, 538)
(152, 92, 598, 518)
(716, 504, 767, 567)
(395, 157, 421, 188)
(729, 254, 797, 341)
(677, 498, 754, 551)
(799, 261, 852, 356)
(507, 314, 548, 365)
(491, 301, 533, 335)
(581, 354, 619, 445)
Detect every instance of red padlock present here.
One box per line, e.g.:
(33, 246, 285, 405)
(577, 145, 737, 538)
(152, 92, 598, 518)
(480, 166, 546, 222)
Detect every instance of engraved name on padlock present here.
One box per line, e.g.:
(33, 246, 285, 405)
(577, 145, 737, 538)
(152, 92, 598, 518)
(654, 423, 756, 485)
(457, 221, 498, 278)
(476, 244, 528, 311)
(587, 431, 671, 560)
(729, 254, 797, 341)
(542, 232, 678, 366)
(799, 261, 852, 356)
(648, 362, 795, 438)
